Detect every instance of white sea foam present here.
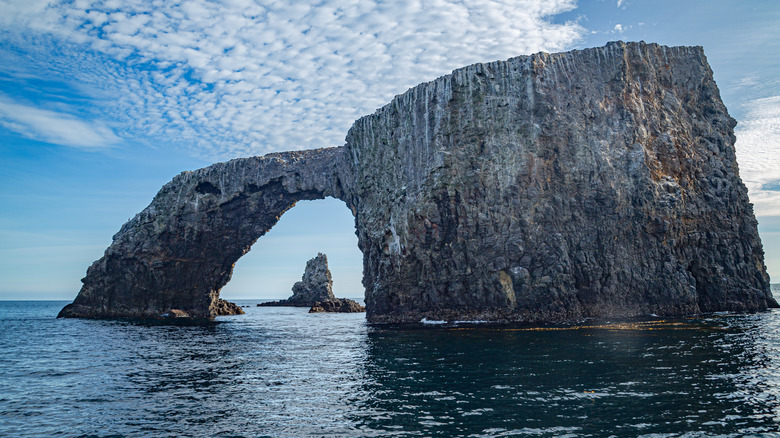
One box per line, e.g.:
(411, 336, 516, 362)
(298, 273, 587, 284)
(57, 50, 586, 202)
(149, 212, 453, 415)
(420, 318, 447, 325)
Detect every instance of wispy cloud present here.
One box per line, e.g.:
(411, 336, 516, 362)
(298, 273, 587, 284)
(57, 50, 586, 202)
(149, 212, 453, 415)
(735, 95, 780, 216)
(0, 0, 583, 159)
(0, 95, 119, 149)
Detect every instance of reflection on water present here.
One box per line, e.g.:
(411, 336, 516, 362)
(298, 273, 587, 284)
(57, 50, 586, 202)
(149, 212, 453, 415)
(1, 301, 779, 437)
(358, 318, 780, 436)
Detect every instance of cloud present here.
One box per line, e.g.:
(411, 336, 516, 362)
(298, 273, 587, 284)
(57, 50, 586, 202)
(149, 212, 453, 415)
(0, 0, 583, 159)
(613, 24, 624, 33)
(0, 95, 119, 149)
(735, 95, 780, 216)
(0, 0, 54, 28)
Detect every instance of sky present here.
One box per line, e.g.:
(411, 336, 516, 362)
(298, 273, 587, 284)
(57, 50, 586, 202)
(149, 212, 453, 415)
(0, 0, 778, 301)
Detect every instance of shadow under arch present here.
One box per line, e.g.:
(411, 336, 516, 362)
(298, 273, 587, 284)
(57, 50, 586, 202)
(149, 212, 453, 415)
(59, 147, 358, 318)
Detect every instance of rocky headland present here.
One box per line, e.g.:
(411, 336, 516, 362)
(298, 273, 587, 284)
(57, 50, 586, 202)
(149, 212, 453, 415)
(58, 41, 777, 324)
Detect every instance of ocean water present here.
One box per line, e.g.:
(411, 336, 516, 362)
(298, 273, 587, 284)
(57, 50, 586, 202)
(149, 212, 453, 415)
(2, 301, 780, 437)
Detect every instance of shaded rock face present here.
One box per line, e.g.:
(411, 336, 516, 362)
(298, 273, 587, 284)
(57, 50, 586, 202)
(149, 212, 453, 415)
(309, 298, 366, 313)
(259, 253, 335, 307)
(59, 41, 776, 323)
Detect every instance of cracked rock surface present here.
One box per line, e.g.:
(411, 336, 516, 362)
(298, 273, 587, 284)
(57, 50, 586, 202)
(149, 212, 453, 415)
(59, 41, 776, 323)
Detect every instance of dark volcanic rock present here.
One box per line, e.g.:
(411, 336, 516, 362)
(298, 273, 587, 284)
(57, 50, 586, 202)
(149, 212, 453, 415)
(59, 41, 777, 324)
(348, 41, 777, 323)
(213, 299, 245, 316)
(259, 253, 335, 307)
(309, 298, 366, 313)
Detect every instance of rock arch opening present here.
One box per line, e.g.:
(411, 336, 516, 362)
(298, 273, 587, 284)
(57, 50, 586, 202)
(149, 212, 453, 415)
(220, 198, 364, 302)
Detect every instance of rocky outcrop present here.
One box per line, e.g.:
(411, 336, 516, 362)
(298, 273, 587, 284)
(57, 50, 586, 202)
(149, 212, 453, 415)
(213, 299, 245, 316)
(309, 298, 366, 313)
(59, 41, 776, 324)
(259, 253, 335, 307)
(258, 253, 363, 312)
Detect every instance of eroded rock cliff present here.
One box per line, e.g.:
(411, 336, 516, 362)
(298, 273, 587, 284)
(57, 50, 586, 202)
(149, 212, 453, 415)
(59, 41, 776, 323)
(348, 41, 776, 323)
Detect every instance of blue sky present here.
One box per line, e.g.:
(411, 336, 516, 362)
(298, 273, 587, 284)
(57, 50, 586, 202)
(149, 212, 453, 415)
(0, 0, 778, 300)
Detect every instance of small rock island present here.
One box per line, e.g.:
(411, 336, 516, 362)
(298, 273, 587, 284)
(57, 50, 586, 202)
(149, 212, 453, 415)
(309, 299, 365, 313)
(161, 298, 244, 318)
(258, 253, 365, 313)
(58, 41, 777, 324)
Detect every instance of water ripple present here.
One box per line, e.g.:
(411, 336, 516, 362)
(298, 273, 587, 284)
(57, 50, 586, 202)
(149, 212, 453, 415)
(2, 302, 780, 436)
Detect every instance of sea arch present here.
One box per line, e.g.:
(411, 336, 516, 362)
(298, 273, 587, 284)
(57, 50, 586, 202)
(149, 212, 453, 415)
(58, 146, 356, 318)
(60, 42, 776, 323)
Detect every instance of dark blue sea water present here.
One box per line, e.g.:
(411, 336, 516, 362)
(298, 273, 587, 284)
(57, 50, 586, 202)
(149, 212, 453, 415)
(2, 301, 780, 437)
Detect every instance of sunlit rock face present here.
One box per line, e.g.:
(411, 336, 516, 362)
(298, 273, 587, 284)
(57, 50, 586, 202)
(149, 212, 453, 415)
(59, 41, 776, 323)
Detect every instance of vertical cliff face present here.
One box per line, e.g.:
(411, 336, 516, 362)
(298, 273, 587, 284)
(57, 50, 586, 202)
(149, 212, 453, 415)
(59, 41, 775, 323)
(346, 41, 775, 323)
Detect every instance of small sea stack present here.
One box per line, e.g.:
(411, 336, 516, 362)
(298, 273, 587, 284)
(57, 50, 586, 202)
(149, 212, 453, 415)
(259, 254, 366, 313)
(259, 253, 336, 307)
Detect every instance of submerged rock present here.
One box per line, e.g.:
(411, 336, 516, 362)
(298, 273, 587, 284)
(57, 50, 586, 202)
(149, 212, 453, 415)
(259, 253, 335, 307)
(309, 298, 366, 313)
(59, 41, 776, 324)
